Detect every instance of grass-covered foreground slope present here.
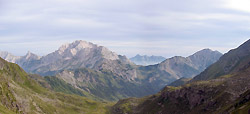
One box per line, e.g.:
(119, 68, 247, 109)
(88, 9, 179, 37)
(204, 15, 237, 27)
(230, 90, 250, 114)
(168, 77, 191, 87)
(0, 57, 113, 114)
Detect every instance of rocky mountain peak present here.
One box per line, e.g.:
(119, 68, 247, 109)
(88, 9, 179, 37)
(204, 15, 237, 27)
(14, 40, 132, 76)
(99, 46, 119, 60)
(23, 51, 40, 60)
(156, 49, 222, 79)
(57, 40, 119, 60)
(58, 43, 70, 54)
(58, 40, 96, 56)
(71, 40, 94, 49)
(0, 51, 21, 63)
(188, 48, 221, 58)
(187, 49, 222, 71)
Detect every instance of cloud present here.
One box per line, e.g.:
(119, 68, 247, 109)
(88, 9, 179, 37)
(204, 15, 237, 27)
(223, 0, 250, 13)
(0, 0, 249, 57)
(55, 18, 113, 29)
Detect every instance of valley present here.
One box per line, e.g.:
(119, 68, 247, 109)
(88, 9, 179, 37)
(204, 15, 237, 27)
(0, 41, 222, 102)
(0, 40, 249, 114)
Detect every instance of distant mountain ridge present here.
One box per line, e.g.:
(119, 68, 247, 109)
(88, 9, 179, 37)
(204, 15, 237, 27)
(142, 49, 223, 79)
(0, 51, 20, 63)
(0, 40, 223, 101)
(0, 51, 40, 65)
(1, 40, 136, 80)
(130, 55, 166, 66)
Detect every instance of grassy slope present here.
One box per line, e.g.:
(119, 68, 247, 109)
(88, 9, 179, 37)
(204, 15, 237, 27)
(0, 58, 113, 114)
(111, 68, 250, 114)
(168, 77, 192, 87)
(44, 76, 84, 95)
(230, 90, 250, 114)
(0, 104, 16, 114)
(43, 76, 103, 100)
(55, 68, 170, 101)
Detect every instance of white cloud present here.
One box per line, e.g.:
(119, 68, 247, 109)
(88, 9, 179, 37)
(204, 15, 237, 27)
(224, 0, 250, 13)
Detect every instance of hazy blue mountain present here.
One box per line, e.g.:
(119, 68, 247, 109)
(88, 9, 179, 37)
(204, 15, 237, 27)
(130, 54, 166, 66)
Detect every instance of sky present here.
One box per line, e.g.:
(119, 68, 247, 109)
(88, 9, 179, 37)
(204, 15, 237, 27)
(0, 0, 250, 58)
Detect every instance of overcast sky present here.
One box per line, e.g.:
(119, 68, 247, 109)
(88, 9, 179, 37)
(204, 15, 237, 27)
(0, 0, 250, 58)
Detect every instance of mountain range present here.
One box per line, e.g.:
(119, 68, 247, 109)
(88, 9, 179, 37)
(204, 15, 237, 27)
(1, 41, 134, 79)
(1, 39, 250, 114)
(130, 55, 166, 66)
(111, 39, 250, 114)
(0, 40, 222, 101)
(0, 51, 40, 65)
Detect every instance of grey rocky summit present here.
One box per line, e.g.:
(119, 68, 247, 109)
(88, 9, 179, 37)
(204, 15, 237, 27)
(156, 49, 223, 79)
(1, 40, 135, 80)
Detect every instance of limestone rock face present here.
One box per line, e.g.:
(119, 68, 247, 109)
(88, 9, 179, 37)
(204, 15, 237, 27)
(0, 40, 135, 80)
